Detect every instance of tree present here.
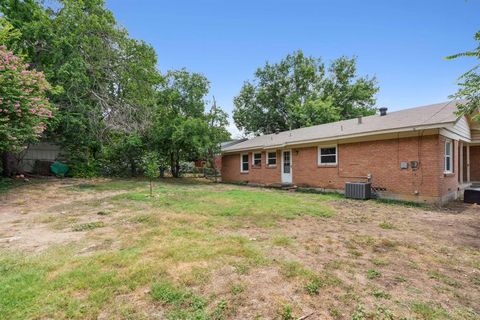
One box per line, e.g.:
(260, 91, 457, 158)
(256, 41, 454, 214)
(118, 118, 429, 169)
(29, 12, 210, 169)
(0, 0, 162, 176)
(233, 50, 379, 135)
(102, 132, 144, 176)
(149, 69, 210, 177)
(447, 31, 480, 121)
(142, 151, 160, 197)
(203, 97, 230, 181)
(0, 45, 54, 175)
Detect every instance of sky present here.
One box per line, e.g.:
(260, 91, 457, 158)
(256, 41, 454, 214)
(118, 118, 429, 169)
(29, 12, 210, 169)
(106, 0, 480, 137)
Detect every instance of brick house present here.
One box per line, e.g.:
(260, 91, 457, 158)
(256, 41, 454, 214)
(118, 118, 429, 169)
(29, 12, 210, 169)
(221, 101, 480, 204)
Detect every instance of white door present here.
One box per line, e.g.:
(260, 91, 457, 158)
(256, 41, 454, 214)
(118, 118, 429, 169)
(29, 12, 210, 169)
(281, 150, 292, 183)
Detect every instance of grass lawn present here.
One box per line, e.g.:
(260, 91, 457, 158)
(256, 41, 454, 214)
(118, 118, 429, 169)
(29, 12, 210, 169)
(0, 178, 479, 319)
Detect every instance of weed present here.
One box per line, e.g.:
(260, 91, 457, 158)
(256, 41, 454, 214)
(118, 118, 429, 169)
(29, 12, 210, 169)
(348, 249, 364, 257)
(351, 305, 367, 320)
(279, 304, 295, 320)
(379, 221, 394, 229)
(371, 258, 389, 266)
(304, 276, 322, 295)
(72, 221, 105, 231)
(366, 269, 381, 279)
(211, 299, 228, 320)
(328, 306, 342, 319)
(280, 261, 309, 278)
(272, 235, 293, 246)
(372, 289, 391, 299)
(230, 283, 245, 295)
(394, 275, 407, 283)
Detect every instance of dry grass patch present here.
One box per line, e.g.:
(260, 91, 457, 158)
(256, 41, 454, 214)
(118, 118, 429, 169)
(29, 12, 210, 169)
(0, 178, 478, 319)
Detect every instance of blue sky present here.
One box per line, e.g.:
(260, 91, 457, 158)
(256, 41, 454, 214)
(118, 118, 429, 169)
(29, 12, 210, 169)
(106, 0, 480, 137)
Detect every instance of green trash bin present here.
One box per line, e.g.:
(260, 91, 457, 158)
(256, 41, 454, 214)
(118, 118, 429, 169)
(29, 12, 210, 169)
(50, 161, 69, 177)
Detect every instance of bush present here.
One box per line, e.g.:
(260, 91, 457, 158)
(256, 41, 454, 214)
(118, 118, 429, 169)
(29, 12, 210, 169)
(69, 158, 100, 178)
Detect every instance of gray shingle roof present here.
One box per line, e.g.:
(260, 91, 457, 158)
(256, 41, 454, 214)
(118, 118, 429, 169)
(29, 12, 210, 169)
(222, 101, 462, 153)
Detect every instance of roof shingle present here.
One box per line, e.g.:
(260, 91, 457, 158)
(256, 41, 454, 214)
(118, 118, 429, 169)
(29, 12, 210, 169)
(223, 101, 461, 153)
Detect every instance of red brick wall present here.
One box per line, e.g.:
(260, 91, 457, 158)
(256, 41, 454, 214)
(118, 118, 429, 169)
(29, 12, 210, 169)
(471, 146, 480, 181)
(292, 135, 442, 198)
(222, 134, 460, 201)
(221, 150, 281, 184)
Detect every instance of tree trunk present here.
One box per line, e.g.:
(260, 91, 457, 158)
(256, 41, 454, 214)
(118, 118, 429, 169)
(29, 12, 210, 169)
(170, 152, 177, 178)
(130, 159, 136, 177)
(159, 166, 165, 178)
(175, 160, 180, 178)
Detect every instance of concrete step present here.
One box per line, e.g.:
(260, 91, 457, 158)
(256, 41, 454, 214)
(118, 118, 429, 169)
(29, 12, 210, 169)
(267, 183, 298, 190)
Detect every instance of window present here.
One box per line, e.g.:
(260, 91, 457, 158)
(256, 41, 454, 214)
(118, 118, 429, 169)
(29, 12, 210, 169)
(444, 140, 453, 173)
(318, 145, 337, 165)
(267, 151, 277, 166)
(241, 153, 249, 172)
(253, 152, 262, 166)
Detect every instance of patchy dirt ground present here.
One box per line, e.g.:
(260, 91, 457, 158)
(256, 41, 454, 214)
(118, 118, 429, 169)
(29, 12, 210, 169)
(0, 179, 124, 251)
(0, 178, 479, 320)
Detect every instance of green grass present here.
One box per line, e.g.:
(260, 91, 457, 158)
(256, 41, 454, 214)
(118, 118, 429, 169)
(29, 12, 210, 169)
(111, 186, 336, 227)
(1, 177, 475, 319)
(151, 281, 229, 319)
(374, 198, 428, 208)
(411, 301, 449, 319)
(0, 177, 46, 194)
(0, 178, 15, 193)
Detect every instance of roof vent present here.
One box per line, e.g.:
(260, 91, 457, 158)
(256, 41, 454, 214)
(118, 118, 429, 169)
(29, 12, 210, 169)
(379, 107, 388, 116)
(275, 128, 280, 134)
(357, 116, 362, 124)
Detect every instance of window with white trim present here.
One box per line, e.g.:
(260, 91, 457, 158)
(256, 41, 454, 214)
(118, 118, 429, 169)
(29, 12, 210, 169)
(318, 145, 337, 165)
(267, 151, 277, 166)
(241, 153, 249, 172)
(444, 139, 453, 173)
(253, 152, 262, 166)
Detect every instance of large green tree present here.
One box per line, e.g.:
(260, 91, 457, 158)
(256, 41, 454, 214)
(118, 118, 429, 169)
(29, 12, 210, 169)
(447, 31, 480, 121)
(0, 0, 161, 176)
(233, 50, 379, 135)
(148, 70, 229, 177)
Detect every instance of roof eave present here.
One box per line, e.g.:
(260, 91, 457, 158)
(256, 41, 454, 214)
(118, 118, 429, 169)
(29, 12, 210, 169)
(221, 122, 454, 154)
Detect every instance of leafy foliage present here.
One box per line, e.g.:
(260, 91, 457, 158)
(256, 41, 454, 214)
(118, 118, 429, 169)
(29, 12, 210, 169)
(142, 151, 160, 196)
(233, 50, 379, 135)
(0, 0, 161, 173)
(148, 70, 230, 177)
(142, 152, 160, 180)
(0, 0, 229, 178)
(447, 31, 480, 121)
(0, 45, 54, 152)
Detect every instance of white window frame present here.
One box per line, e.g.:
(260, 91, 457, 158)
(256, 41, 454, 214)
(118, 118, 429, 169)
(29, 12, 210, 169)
(318, 144, 338, 166)
(252, 152, 262, 166)
(444, 139, 453, 174)
(240, 153, 249, 173)
(267, 150, 277, 167)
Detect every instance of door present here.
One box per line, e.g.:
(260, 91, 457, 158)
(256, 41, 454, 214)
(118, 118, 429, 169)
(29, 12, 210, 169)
(281, 150, 292, 183)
